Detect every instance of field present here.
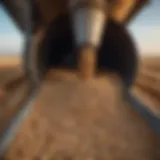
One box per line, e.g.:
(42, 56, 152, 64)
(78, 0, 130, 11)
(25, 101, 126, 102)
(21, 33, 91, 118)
(0, 57, 22, 67)
(0, 57, 160, 116)
(133, 57, 160, 115)
(0, 57, 160, 159)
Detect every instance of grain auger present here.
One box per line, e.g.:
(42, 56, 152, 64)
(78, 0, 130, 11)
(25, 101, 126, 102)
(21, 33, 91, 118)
(1, 0, 145, 86)
(0, 0, 160, 158)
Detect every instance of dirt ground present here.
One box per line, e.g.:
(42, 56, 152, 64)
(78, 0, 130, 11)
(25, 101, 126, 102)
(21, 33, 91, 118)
(0, 58, 160, 159)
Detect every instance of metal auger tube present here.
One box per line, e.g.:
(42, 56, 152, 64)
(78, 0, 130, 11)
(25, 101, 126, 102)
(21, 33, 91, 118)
(69, 0, 108, 79)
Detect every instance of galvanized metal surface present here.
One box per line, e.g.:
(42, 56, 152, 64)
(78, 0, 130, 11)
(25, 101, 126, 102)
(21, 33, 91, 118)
(126, 91, 160, 134)
(72, 8, 106, 47)
(0, 67, 39, 158)
(0, 90, 38, 158)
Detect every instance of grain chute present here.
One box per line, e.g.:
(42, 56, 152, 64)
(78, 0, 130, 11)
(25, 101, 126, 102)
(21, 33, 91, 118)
(1, 1, 160, 159)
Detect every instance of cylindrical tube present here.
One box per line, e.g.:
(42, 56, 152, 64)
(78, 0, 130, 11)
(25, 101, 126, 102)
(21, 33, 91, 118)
(69, 0, 107, 79)
(72, 8, 106, 48)
(70, 0, 107, 48)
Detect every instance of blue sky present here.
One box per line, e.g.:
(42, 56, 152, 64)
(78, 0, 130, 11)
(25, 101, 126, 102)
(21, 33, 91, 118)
(0, 5, 24, 55)
(0, 0, 159, 56)
(128, 0, 160, 56)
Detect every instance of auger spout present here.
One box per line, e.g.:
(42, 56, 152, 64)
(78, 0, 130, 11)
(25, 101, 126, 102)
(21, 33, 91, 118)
(69, 0, 107, 79)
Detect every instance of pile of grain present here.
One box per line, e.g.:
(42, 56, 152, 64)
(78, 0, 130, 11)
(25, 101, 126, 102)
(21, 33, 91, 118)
(5, 70, 160, 160)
